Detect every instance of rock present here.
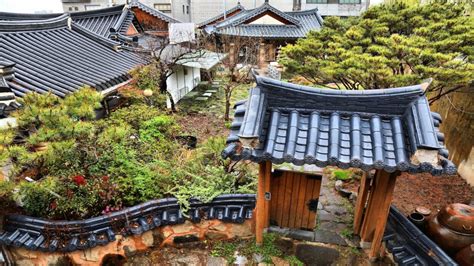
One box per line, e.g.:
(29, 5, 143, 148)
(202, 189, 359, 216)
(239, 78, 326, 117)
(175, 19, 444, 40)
(175, 254, 202, 266)
(335, 180, 343, 189)
(314, 230, 348, 246)
(172, 221, 196, 234)
(205, 231, 228, 240)
(275, 238, 294, 256)
(295, 244, 340, 266)
(123, 245, 137, 257)
(271, 256, 290, 266)
(160, 226, 174, 239)
(12, 248, 38, 259)
(207, 256, 227, 266)
(209, 222, 227, 232)
(325, 205, 348, 215)
(80, 248, 100, 262)
(141, 231, 154, 247)
(230, 222, 253, 238)
(125, 256, 151, 266)
(317, 209, 336, 222)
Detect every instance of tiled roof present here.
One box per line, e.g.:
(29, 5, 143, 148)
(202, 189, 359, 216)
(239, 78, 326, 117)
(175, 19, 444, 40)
(71, 5, 132, 39)
(222, 75, 456, 175)
(129, 0, 180, 23)
(197, 3, 245, 28)
(0, 14, 143, 98)
(384, 206, 456, 265)
(203, 3, 323, 39)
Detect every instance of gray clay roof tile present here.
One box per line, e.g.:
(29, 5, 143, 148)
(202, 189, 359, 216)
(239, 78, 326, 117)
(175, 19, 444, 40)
(223, 74, 456, 176)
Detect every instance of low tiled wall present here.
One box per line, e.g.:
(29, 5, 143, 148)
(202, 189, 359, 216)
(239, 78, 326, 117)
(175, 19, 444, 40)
(0, 194, 256, 265)
(9, 219, 254, 265)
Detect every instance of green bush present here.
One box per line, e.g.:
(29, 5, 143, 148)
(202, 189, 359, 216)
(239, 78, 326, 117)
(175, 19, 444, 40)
(18, 178, 58, 218)
(139, 115, 177, 142)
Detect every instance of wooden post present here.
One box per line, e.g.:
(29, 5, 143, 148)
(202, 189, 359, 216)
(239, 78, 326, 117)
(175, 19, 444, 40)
(263, 161, 272, 228)
(369, 171, 398, 258)
(256, 161, 267, 245)
(353, 171, 370, 235)
(360, 170, 390, 243)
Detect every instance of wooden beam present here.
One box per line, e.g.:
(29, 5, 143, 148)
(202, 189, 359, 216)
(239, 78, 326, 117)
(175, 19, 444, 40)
(360, 170, 390, 243)
(369, 171, 398, 258)
(353, 171, 370, 235)
(256, 162, 267, 245)
(263, 161, 272, 228)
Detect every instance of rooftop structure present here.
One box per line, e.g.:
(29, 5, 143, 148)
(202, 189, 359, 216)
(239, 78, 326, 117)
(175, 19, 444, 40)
(199, 2, 323, 39)
(223, 75, 455, 175)
(222, 73, 456, 260)
(0, 14, 143, 98)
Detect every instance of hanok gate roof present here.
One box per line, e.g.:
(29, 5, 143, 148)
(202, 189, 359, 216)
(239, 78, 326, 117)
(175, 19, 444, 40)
(200, 2, 323, 39)
(223, 75, 456, 175)
(0, 14, 143, 98)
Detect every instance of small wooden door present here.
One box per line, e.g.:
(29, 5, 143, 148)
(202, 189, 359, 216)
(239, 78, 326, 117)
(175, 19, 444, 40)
(269, 170, 322, 230)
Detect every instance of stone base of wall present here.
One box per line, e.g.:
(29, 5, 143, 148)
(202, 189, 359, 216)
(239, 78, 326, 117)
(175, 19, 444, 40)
(10, 219, 254, 266)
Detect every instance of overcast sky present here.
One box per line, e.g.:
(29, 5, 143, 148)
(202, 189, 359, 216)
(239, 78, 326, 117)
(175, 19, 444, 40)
(0, 0, 63, 13)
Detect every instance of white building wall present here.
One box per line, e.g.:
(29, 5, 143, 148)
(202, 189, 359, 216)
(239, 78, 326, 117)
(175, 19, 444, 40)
(166, 65, 200, 107)
(302, 0, 369, 17)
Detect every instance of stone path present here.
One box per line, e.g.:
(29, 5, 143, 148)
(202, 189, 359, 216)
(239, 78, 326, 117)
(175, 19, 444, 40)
(315, 174, 356, 246)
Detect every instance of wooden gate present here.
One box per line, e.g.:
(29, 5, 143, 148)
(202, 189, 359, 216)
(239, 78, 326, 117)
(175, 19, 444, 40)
(269, 170, 322, 230)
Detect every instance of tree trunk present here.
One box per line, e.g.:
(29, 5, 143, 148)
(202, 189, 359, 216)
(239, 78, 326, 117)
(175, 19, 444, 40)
(224, 88, 231, 121)
(160, 77, 176, 112)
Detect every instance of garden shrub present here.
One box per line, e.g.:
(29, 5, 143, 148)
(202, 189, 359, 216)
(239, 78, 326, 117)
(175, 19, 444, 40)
(0, 89, 256, 219)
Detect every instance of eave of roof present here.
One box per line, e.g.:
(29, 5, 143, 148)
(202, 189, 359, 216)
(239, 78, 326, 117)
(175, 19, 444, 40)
(222, 74, 456, 176)
(129, 0, 181, 23)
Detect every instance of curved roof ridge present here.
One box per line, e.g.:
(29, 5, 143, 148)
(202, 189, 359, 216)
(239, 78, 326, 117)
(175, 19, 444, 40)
(70, 5, 126, 19)
(129, 0, 180, 23)
(0, 13, 69, 32)
(226, 2, 300, 27)
(0, 11, 61, 21)
(286, 8, 319, 15)
(255, 75, 424, 97)
(197, 3, 246, 28)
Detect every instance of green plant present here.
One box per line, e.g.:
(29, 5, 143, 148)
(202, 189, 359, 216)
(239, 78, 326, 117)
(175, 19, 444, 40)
(285, 255, 304, 266)
(211, 241, 238, 264)
(240, 233, 282, 263)
(333, 170, 352, 180)
(340, 228, 354, 239)
(139, 115, 177, 142)
(280, 1, 474, 103)
(17, 178, 58, 218)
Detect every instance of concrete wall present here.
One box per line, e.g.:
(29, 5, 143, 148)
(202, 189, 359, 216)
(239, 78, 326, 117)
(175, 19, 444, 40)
(303, 1, 370, 17)
(166, 65, 200, 107)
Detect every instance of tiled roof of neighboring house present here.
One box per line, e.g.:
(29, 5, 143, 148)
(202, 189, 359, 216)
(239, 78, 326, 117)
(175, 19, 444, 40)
(71, 5, 135, 39)
(222, 74, 456, 175)
(202, 3, 323, 39)
(129, 0, 180, 23)
(197, 3, 245, 28)
(0, 62, 19, 118)
(0, 14, 144, 98)
(384, 206, 457, 265)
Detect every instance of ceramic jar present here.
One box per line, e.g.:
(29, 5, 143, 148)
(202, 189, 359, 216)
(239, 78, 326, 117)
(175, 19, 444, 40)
(426, 203, 474, 255)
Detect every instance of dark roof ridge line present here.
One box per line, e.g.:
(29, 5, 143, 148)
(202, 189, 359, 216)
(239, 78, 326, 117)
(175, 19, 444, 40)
(255, 75, 425, 97)
(0, 14, 69, 32)
(197, 3, 246, 27)
(0, 11, 61, 20)
(224, 2, 300, 28)
(268, 107, 403, 119)
(70, 5, 126, 18)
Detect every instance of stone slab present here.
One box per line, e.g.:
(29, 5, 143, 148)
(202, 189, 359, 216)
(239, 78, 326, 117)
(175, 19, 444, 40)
(295, 244, 340, 266)
(314, 230, 348, 246)
(202, 93, 212, 97)
(195, 97, 209, 101)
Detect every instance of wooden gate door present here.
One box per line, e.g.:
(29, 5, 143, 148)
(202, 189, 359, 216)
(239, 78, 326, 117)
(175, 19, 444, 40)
(269, 170, 322, 230)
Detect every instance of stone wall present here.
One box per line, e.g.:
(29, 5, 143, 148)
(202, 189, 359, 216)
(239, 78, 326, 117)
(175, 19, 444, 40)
(10, 219, 254, 266)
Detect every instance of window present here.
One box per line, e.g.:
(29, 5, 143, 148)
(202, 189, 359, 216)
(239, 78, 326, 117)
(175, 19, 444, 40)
(154, 4, 171, 13)
(306, 0, 328, 3)
(339, 0, 361, 3)
(68, 7, 73, 11)
(74, 7, 79, 11)
(186, 5, 189, 14)
(182, 5, 185, 14)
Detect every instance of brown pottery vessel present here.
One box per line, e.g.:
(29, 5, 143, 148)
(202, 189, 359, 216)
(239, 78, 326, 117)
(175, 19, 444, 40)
(426, 203, 474, 255)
